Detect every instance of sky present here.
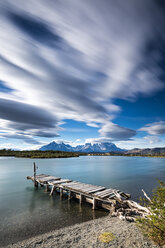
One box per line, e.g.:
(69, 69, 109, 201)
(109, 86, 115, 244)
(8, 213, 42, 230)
(0, 0, 165, 150)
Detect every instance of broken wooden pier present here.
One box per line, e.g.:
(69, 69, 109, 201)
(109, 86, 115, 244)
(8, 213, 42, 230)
(27, 163, 130, 211)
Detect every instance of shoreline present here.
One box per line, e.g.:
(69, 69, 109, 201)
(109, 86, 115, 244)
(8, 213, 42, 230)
(4, 216, 158, 248)
(0, 154, 165, 159)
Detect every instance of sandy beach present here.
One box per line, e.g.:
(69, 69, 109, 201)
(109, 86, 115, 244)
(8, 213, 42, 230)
(4, 216, 159, 248)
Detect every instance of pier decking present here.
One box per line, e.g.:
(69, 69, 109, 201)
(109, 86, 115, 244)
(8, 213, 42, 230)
(27, 169, 130, 211)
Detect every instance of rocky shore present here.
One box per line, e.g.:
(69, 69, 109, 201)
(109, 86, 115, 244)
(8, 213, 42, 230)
(5, 216, 158, 248)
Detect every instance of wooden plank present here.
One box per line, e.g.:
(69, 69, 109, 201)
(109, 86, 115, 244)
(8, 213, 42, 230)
(64, 182, 100, 189)
(78, 185, 104, 192)
(62, 182, 105, 195)
(97, 192, 116, 199)
(67, 185, 101, 193)
(97, 192, 117, 199)
(29, 174, 49, 180)
(97, 190, 115, 197)
(67, 184, 97, 190)
(62, 181, 80, 186)
(36, 174, 49, 178)
(94, 188, 116, 196)
(48, 179, 72, 185)
(85, 187, 105, 194)
(38, 176, 61, 182)
(64, 184, 105, 195)
(94, 188, 116, 194)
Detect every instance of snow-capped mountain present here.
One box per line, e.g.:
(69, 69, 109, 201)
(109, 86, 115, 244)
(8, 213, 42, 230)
(39, 141, 123, 153)
(39, 141, 73, 152)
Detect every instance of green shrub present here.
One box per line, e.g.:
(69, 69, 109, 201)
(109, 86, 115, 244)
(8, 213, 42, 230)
(136, 181, 165, 247)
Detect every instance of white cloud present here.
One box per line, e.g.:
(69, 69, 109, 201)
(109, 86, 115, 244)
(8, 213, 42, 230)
(144, 136, 161, 144)
(99, 122, 136, 141)
(139, 121, 165, 135)
(85, 137, 114, 144)
(115, 136, 164, 150)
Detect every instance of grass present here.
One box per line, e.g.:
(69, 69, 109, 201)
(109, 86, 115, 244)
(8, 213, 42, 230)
(99, 232, 115, 243)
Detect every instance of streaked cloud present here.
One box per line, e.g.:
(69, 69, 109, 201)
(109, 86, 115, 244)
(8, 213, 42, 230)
(0, 0, 165, 146)
(139, 121, 165, 135)
(99, 122, 136, 141)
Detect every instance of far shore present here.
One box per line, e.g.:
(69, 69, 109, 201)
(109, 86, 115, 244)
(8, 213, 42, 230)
(0, 149, 165, 159)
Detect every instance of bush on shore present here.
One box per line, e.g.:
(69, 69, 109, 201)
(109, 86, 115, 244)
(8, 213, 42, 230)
(136, 181, 165, 247)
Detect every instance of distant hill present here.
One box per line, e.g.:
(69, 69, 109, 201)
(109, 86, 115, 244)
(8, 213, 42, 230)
(39, 141, 123, 153)
(124, 147, 165, 156)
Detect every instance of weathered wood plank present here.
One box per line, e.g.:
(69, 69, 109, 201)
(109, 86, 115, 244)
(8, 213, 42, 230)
(62, 181, 80, 186)
(94, 188, 116, 196)
(48, 179, 72, 185)
(85, 187, 105, 194)
(38, 176, 61, 182)
(67, 184, 98, 190)
(65, 185, 103, 194)
(36, 174, 49, 178)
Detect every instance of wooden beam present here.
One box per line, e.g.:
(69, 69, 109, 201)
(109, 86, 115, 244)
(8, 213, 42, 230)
(50, 185, 55, 196)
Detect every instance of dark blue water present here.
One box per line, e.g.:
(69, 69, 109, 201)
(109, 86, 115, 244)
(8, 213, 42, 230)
(0, 156, 164, 246)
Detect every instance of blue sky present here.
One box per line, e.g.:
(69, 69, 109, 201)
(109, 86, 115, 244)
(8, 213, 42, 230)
(0, 0, 165, 150)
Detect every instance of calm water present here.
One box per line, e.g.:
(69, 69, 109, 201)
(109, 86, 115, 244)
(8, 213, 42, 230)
(0, 156, 165, 246)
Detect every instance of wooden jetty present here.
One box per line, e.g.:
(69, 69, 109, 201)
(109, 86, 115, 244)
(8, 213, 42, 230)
(27, 163, 130, 211)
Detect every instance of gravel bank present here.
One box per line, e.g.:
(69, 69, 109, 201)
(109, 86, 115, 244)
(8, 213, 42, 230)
(5, 216, 158, 248)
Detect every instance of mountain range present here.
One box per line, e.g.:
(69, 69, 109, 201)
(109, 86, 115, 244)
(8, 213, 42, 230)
(39, 141, 165, 156)
(39, 141, 123, 153)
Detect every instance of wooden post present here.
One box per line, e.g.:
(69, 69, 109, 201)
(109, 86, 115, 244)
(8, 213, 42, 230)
(33, 162, 38, 188)
(92, 197, 97, 210)
(68, 190, 72, 201)
(45, 185, 50, 192)
(60, 188, 63, 199)
(79, 194, 83, 205)
(33, 162, 36, 180)
(34, 181, 38, 188)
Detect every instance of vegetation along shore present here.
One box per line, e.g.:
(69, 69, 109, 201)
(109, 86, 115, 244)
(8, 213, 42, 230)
(0, 149, 165, 158)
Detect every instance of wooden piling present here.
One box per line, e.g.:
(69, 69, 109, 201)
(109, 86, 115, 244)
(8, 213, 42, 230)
(68, 190, 72, 201)
(33, 162, 38, 188)
(45, 185, 50, 192)
(92, 197, 97, 210)
(34, 181, 38, 188)
(60, 188, 63, 199)
(79, 193, 83, 205)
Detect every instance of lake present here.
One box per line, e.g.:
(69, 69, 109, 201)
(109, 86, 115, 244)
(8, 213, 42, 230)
(0, 156, 164, 246)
